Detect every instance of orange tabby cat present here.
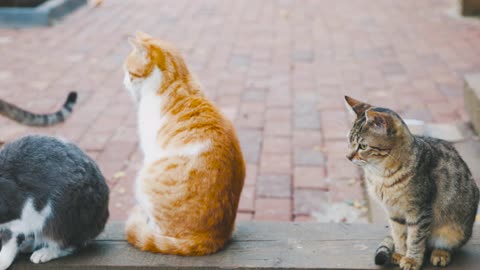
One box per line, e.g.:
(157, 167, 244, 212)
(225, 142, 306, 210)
(123, 32, 245, 256)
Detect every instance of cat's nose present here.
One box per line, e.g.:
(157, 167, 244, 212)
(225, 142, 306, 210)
(346, 153, 355, 161)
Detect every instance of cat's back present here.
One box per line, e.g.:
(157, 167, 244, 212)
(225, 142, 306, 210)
(0, 135, 106, 190)
(159, 92, 243, 161)
(1, 135, 83, 162)
(414, 135, 478, 203)
(415, 135, 456, 152)
(413, 135, 470, 174)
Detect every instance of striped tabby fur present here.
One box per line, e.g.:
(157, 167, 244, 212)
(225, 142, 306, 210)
(0, 92, 77, 126)
(345, 96, 479, 270)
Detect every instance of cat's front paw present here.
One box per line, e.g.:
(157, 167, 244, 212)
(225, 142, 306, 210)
(400, 256, 422, 270)
(30, 248, 57, 264)
(391, 252, 404, 265)
(0, 254, 15, 270)
(430, 249, 451, 267)
(0, 260, 12, 270)
(0, 263, 11, 270)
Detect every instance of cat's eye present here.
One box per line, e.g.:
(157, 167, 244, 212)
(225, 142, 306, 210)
(358, 144, 367, 150)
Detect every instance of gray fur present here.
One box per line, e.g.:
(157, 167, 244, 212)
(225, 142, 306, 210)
(0, 135, 109, 261)
(18, 234, 35, 253)
(0, 92, 77, 126)
(0, 230, 12, 244)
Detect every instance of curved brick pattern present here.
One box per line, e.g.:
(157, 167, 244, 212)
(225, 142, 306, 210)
(0, 0, 479, 222)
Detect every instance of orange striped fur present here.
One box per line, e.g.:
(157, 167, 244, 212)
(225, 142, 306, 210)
(123, 32, 245, 256)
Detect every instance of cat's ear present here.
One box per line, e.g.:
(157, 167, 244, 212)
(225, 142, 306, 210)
(365, 109, 389, 134)
(344, 96, 372, 117)
(128, 37, 148, 55)
(136, 31, 152, 41)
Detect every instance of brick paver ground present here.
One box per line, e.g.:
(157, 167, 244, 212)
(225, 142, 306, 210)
(1, 0, 479, 222)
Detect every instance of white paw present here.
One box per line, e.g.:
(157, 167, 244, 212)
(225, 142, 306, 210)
(0, 254, 15, 270)
(0, 240, 19, 270)
(30, 248, 58, 264)
(0, 261, 12, 270)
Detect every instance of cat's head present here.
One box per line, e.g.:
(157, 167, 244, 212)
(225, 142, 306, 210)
(344, 96, 412, 169)
(123, 31, 190, 101)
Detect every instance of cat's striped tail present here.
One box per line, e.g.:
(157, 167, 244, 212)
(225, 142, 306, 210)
(375, 235, 394, 265)
(0, 92, 77, 126)
(126, 207, 226, 256)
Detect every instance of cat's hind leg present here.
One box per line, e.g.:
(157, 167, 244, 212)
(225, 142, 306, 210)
(428, 225, 465, 267)
(30, 240, 74, 264)
(430, 249, 451, 267)
(0, 230, 19, 270)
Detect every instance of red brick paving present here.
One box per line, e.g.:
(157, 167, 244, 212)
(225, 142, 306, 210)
(0, 0, 479, 222)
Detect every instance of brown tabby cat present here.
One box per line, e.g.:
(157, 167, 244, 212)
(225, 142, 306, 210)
(123, 32, 245, 256)
(345, 96, 479, 270)
(0, 92, 77, 126)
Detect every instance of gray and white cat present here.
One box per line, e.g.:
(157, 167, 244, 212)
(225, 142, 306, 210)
(0, 135, 109, 269)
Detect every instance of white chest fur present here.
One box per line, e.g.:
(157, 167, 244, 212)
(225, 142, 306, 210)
(129, 66, 212, 162)
(364, 168, 407, 215)
(124, 66, 165, 162)
(0, 198, 52, 270)
(0, 198, 51, 234)
(137, 90, 166, 162)
(0, 198, 54, 269)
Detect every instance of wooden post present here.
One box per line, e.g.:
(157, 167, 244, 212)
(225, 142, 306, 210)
(464, 74, 480, 135)
(460, 0, 480, 16)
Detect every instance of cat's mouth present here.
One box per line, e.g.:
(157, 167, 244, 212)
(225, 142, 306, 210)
(352, 159, 367, 166)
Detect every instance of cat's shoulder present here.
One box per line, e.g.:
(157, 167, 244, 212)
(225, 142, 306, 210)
(413, 135, 454, 149)
(0, 135, 82, 163)
(5, 135, 72, 149)
(413, 135, 466, 169)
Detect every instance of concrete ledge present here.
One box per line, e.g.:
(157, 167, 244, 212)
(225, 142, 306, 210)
(7, 222, 480, 269)
(0, 0, 86, 27)
(464, 73, 480, 135)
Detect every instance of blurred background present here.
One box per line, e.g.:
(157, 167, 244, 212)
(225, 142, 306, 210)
(0, 0, 479, 224)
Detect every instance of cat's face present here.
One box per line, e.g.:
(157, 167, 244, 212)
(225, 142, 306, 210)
(345, 96, 410, 169)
